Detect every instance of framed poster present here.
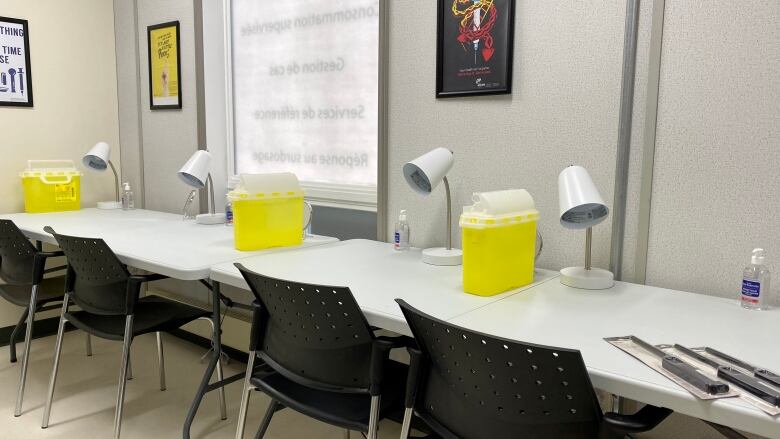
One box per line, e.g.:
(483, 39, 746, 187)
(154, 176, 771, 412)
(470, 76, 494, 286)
(0, 16, 33, 107)
(147, 21, 181, 109)
(436, 0, 515, 98)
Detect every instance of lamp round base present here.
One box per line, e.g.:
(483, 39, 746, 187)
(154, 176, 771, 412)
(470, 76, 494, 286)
(97, 201, 122, 210)
(195, 213, 226, 225)
(422, 247, 462, 266)
(560, 267, 614, 290)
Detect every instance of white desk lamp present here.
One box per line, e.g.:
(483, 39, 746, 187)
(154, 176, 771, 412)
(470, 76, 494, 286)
(403, 148, 462, 266)
(558, 165, 614, 289)
(178, 150, 226, 225)
(83, 142, 121, 209)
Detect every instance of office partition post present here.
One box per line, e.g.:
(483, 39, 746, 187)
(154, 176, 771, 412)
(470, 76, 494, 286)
(609, 0, 641, 281)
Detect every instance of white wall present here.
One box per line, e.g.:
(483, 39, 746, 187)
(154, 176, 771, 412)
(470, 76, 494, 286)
(386, 0, 639, 273)
(0, 0, 120, 327)
(114, 0, 145, 208)
(644, 0, 780, 301)
(0, 0, 120, 214)
(136, 0, 200, 213)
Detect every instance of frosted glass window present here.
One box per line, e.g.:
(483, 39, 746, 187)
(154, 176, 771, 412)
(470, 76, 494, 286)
(230, 0, 379, 189)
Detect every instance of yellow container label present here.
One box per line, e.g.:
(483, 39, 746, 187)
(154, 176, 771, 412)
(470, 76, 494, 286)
(54, 183, 78, 203)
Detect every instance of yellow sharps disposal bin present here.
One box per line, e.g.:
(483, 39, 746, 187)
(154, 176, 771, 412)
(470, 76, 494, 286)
(19, 160, 82, 213)
(228, 173, 305, 251)
(460, 189, 539, 296)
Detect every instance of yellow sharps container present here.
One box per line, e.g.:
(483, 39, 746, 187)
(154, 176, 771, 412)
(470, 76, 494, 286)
(19, 160, 82, 213)
(460, 189, 539, 296)
(228, 173, 305, 251)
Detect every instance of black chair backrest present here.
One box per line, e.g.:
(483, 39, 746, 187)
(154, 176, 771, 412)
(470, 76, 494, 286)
(237, 264, 375, 393)
(397, 299, 604, 439)
(47, 228, 129, 315)
(0, 220, 37, 285)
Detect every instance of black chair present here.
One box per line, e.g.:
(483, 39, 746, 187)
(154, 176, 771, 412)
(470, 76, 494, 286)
(40, 227, 225, 439)
(396, 299, 672, 439)
(234, 264, 409, 439)
(0, 220, 96, 417)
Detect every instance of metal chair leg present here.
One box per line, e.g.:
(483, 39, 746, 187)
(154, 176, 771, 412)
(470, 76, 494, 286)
(15, 285, 39, 416)
(85, 333, 93, 357)
(201, 317, 227, 419)
(399, 407, 414, 439)
(9, 306, 29, 363)
(216, 348, 226, 420)
(42, 294, 70, 429)
(156, 332, 166, 391)
(235, 351, 257, 439)
(367, 395, 381, 439)
(113, 315, 134, 439)
(254, 400, 280, 439)
(127, 355, 133, 381)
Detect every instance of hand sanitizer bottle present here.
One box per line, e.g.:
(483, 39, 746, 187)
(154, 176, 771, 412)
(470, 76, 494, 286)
(394, 210, 410, 251)
(741, 248, 771, 310)
(121, 182, 135, 210)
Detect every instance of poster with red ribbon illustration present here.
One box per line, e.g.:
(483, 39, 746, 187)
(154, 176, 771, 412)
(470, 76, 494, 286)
(436, 0, 515, 97)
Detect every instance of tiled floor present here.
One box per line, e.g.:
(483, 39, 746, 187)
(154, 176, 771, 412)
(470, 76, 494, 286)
(0, 330, 765, 439)
(0, 331, 402, 438)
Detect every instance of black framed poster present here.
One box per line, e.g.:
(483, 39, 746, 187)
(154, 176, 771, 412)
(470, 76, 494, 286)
(147, 21, 182, 110)
(0, 16, 33, 107)
(436, 0, 515, 98)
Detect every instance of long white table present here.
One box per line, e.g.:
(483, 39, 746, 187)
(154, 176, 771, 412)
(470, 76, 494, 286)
(0, 208, 338, 438)
(210, 239, 559, 336)
(5, 210, 778, 437)
(448, 279, 780, 438)
(0, 208, 337, 280)
(212, 238, 780, 438)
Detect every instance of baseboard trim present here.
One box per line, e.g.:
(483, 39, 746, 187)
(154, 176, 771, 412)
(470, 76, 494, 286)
(168, 328, 249, 364)
(0, 316, 248, 366)
(0, 316, 75, 349)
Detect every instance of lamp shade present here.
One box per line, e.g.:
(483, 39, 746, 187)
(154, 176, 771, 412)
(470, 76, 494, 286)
(178, 150, 212, 189)
(83, 142, 111, 171)
(558, 165, 609, 230)
(403, 148, 454, 195)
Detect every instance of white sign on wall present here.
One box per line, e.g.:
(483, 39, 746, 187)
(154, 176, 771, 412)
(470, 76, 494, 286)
(0, 16, 33, 107)
(231, 0, 379, 187)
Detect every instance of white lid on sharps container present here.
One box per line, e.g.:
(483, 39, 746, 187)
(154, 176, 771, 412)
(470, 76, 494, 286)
(751, 248, 766, 265)
(460, 189, 539, 229)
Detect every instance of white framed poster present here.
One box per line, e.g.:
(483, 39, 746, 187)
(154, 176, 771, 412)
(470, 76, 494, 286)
(0, 16, 33, 107)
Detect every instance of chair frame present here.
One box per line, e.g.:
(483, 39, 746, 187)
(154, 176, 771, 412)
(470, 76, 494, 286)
(39, 228, 225, 439)
(234, 265, 408, 439)
(396, 299, 672, 439)
(0, 219, 95, 417)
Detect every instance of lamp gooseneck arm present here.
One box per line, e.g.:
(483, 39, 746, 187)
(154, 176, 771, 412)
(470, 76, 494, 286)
(108, 160, 120, 203)
(585, 226, 593, 271)
(443, 176, 452, 251)
(206, 173, 216, 216)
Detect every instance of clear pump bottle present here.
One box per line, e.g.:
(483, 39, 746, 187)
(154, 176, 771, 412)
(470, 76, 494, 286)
(741, 248, 771, 310)
(121, 182, 134, 210)
(394, 210, 410, 251)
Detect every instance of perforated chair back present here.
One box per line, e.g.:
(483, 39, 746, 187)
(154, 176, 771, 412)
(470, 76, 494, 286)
(237, 264, 376, 393)
(0, 220, 37, 285)
(397, 299, 604, 439)
(47, 228, 130, 315)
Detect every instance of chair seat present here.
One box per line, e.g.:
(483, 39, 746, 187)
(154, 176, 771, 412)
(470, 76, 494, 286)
(0, 276, 66, 307)
(65, 295, 210, 341)
(250, 359, 408, 432)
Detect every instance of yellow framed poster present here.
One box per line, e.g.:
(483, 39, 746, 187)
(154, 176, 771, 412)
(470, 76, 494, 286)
(147, 21, 181, 109)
